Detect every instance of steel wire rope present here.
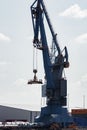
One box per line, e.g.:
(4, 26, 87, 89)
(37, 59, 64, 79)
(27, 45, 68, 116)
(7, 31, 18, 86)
(33, 47, 38, 71)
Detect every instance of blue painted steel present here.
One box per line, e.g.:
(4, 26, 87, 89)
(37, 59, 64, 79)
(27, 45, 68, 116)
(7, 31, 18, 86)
(30, 0, 73, 126)
(41, 0, 61, 54)
(31, 0, 54, 90)
(73, 117, 87, 127)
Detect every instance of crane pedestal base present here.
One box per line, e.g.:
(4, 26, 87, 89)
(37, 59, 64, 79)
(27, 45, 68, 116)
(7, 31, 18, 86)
(35, 105, 73, 127)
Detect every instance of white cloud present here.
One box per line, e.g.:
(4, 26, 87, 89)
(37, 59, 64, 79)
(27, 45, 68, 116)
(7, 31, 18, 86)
(80, 74, 87, 87)
(0, 61, 11, 66)
(14, 78, 27, 87)
(68, 74, 87, 109)
(26, 36, 32, 40)
(71, 74, 87, 88)
(0, 33, 11, 42)
(74, 33, 87, 44)
(59, 4, 87, 18)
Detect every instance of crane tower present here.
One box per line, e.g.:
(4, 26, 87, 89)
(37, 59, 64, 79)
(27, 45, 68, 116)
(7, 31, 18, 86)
(28, 0, 73, 128)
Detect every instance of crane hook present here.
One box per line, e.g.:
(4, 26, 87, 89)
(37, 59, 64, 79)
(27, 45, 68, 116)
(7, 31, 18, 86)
(27, 69, 43, 84)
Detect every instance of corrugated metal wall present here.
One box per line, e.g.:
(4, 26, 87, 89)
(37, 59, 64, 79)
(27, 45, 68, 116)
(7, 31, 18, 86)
(0, 105, 40, 123)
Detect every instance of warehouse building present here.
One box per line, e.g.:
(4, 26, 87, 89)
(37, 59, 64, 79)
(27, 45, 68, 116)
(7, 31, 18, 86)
(0, 105, 40, 123)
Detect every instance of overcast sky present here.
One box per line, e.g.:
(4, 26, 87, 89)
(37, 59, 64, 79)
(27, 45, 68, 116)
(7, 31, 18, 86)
(0, 0, 87, 111)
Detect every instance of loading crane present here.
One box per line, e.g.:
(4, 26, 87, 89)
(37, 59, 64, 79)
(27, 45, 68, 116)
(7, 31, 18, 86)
(28, 0, 73, 128)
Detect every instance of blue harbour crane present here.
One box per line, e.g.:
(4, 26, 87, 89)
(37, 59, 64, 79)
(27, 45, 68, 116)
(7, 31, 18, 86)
(28, 0, 73, 128)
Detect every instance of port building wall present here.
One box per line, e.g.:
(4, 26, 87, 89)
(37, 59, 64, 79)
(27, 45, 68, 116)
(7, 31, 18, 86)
(0, 105, 40, 123)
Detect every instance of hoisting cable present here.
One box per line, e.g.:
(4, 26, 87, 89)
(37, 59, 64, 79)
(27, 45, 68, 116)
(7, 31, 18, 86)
(33, 46, 38, 72)
(27, 46, 42, 84)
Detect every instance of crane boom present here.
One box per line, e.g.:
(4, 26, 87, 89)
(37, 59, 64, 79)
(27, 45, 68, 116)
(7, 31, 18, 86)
(41, 0, 61, 54)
